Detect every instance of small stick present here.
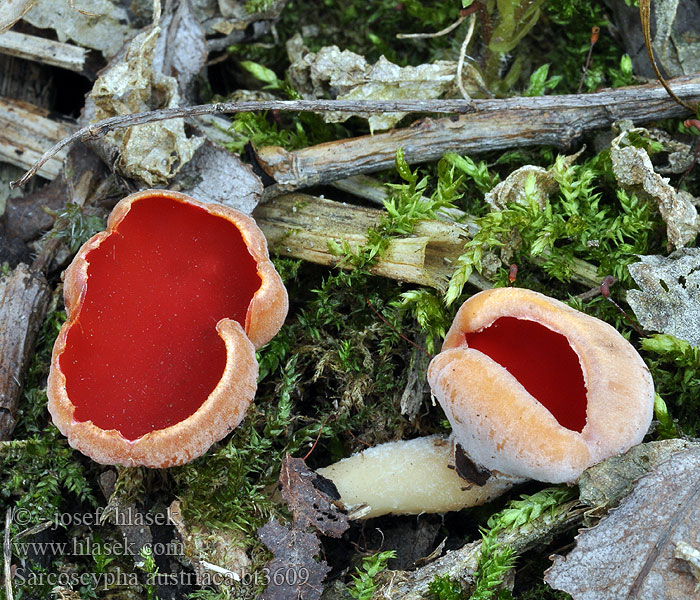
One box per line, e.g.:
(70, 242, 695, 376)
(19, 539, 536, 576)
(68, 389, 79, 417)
(303, 414, 332, 461)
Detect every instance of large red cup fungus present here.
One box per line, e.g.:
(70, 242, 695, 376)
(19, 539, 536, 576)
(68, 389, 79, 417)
(47, 190, 288, 468)
(429, 287, 655, 483)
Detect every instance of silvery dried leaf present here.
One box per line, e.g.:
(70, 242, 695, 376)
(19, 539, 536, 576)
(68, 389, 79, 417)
(85, 26, 203, 186)
(22, 0, 137, 57)
(153, 0, 208, 103)
(626, 248, 700, 347)
(545, 446, 700, 600)
(287, 35, 460, 132)
(610, 128, 700, 249)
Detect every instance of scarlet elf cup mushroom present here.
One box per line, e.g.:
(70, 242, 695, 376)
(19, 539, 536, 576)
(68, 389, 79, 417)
(47, 190, 288, 468)
(318, 287, 654, 518)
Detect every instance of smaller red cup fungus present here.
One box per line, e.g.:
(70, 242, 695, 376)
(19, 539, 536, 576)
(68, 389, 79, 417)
(48, 189, 288, 468)
(317, 287, 654, 518)
(428, 287, 655, 483)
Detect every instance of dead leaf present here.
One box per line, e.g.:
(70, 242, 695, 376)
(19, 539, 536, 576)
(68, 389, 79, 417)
(484, 149, 584, 211)
(172, 140, 262, 214)
(0, 0, 33, 33)
(279, 455, 349, 538)
(287, 34, 464, 132)
(22, 0, 137, 58)
(610, 128, 700, 249)
(626, 248, 700, 347)
(83, 25, 203, 186)
(153, 0, 207, 104)
(545, 446, 700, 599)
(257, 518, 330, 600)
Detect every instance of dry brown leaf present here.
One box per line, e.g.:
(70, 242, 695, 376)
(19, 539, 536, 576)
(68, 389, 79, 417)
(153, 0, 207, 104)
(257, 518, 330, 600)
(83, 25, 203, 186)
(279, 455, 349, 538)
(484, 149, 583, 211)
(610, 127, 700, 249)
(626, 248, 700, 347)
(545, 446, 700, 599)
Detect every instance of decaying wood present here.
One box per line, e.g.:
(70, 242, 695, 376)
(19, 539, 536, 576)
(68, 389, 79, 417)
(0, 32, 94, 77)
(256, 75, 700, 192)
(0, 264, 51, 440)
(0, 97, 77, 179)
(253, 193, 493, 292)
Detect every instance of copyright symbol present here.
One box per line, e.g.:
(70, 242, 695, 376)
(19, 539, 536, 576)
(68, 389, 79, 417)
(12, 508, 31, 527)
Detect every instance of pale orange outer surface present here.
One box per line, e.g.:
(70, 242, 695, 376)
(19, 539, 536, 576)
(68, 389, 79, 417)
(428, 287, 655, 483)
(47, 189, 288, 468)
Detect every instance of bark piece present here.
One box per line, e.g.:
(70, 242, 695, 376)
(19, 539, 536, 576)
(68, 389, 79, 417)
(257, 518, 329, 600)
(278, 455, 348, 538)
(0, 263, 51, 439)
(0, 31, 96, 76)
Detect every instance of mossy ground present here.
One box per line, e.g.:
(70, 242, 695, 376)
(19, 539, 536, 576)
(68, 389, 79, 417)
(2, 1, 700, 598)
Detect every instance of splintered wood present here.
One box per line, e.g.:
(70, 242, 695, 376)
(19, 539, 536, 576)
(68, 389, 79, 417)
(0, 97, 77, 179)
(253, 193, 491, 292)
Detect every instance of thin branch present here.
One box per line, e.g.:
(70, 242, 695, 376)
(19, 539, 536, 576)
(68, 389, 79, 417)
(10, 99, 476, 189)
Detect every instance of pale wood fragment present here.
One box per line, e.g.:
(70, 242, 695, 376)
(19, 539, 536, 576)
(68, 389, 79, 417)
(0, 96, 76, 179)
(0, 31, 88, 73)
(253, 193, 492, 292)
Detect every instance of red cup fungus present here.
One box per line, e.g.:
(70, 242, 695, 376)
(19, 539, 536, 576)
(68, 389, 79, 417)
(429, 287, 655, 483)
(318, 287, 654, 518)
(47, 189, 288, 468)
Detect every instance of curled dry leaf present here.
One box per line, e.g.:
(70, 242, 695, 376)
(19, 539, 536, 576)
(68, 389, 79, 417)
(484, 149, 583, 212)
(610, 127, 700, 249)
(84, 26, 203, 186)
(626, 248, 700, 347)
(286, 34, 475, 132)
(257, 518, 330, 600)
(545, 445, 700, 599)
(278, 455, 349, 538)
